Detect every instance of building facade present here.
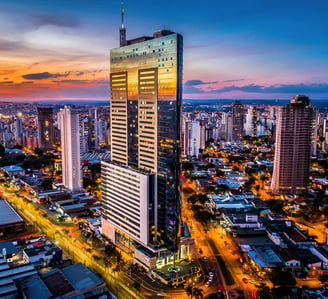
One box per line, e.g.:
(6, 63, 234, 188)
(232, 100, 244, 141)
(59, 106, 81, 191)
(271, 95, 317, 194)
(102, 28, 183, 259)
(37, 107, 55, 150)
(183, 120, 204, 157)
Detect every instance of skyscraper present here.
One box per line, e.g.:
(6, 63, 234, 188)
(232, 100, 244, 141)
(59, 106, 81, 191)
(87, 108, 98, 151)
(271, 95, 317, 195)
(37, 107, 55, 150)
(245, 106, 257, 137)
(183, 120, 204, 157)
(101, 10, 183, 265)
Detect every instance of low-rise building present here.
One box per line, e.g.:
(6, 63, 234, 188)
(19, 262, 110, 298)
(0, 199, 26, 237)
(1, 165, 25, 178)
(23, 240, 62, 267)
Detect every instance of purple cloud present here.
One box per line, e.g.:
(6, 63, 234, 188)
(211, 83, 328, 94)
(223, 79, 245, 83)
(184, 79, 218, 86)
(22, 71, 89, 80)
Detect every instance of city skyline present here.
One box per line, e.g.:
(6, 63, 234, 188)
(1, 0, 328, 101)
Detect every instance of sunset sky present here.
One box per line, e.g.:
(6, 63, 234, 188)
(1, 0, 328, 101)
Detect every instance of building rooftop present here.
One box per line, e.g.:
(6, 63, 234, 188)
(1, 165, 24, 173)
(0, 200, 24, 226)
(126, 30, 176, 46)
(19, 274, 52, 299)
(43, 269, 75, 297)
(0, 242, 18, 256)
(61, 263, 104, 290)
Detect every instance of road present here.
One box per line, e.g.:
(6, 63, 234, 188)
(289, 216, 327, 244)
(0, 183, 142, 299)
(182, 186, 263, 299)
(182, 190, 232, 298)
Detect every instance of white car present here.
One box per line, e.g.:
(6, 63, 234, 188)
(205, 281, 211, 287)
(208, 271, 214, 277)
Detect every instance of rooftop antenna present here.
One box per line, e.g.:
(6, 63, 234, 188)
(119, 2, 126, 46)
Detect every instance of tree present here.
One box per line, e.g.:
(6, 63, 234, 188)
(0, 144, 5, 157)
(88, 163, 101, 174)
(186, 286, 193, 298)
(266, 199, 285, 214)
(182, 161, 194, 172)
(192, 287, 204, 299)
(208, 293, 220, 299)
(268, 268, 296, 287)
(257, 283, 274, 299)
(272, 287, 291, 298)
(40, 178, 53, 190)
(187, 194, 208, 205)
(194, 210, 213, 225)
(182, 187, 194, 195)
(34, 148, 44, 156)
(133, 281, 141, 291)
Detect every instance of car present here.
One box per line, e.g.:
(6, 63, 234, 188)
(208, 277, 213, 283)
(208, 271, 214, 277)
(242, 278, 248, 284)
(205, 281, 211, 287)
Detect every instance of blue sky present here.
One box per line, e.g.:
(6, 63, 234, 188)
(1, 0, 328, 100)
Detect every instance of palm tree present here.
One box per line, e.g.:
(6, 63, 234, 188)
(192, 287, 204, 299)
(186, 286, 193, 298)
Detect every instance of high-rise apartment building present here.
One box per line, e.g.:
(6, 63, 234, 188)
(88, 108, 98, 151)
(37, 107, 55, 149)
(183, 120, 205, 157)
(271, 95, 317, 194)
(101, 16, 183, 265)
(245, 106, 257, 137)
(12, 116, 23, 145)
(232, 100, 244, 141)
(59, 106, 81, 191)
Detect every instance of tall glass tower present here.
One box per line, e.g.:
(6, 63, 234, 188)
(102, 25, 183, 260)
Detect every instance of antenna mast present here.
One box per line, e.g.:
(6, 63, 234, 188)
(119, 2, 126, 46)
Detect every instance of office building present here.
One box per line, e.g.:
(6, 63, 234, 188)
(101, 7, 183, 266)
(37, 107, 55, 149)
(271, 95, 317, 194)
(59, 106, 81, 191)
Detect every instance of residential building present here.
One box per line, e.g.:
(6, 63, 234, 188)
(232, 100, 244, 141)
(37, 107, 55, 149)
(88, 107, 98, 151)
(183, 120, 204, 157)
(59, 106, 81, 191)
(271, 95, 317, 194)
(245, 106, 257, 137)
